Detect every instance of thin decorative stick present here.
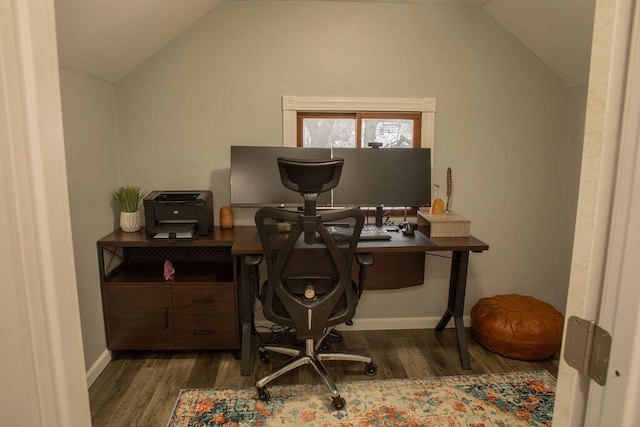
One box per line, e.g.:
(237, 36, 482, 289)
(446, 167, 452, 212)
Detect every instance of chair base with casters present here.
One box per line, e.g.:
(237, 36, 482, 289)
(256, 335, 377, 410)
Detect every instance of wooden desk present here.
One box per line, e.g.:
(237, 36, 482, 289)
(231, 226, 489, 376)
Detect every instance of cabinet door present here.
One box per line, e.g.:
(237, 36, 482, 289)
(103, 284, 173, 350)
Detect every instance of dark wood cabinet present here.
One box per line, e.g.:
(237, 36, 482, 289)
(97, 227, 241, 354)
(102, 284, 173, 349)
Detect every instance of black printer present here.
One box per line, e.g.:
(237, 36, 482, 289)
(143, 191, 213, 238)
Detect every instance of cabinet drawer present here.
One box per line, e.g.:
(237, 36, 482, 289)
(171, 284, 236, 316)
(174, 316, 237, 349)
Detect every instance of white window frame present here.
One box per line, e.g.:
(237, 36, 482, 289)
(282, 96, 437, 153)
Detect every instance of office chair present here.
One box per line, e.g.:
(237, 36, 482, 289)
(253, 157, 377, 410)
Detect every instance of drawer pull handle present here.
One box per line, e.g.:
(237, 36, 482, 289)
(163, 307, 169, 328)
(192, 298, 214, 304)
(194, 330, 216, 335)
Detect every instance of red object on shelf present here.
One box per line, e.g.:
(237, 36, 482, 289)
(163, 260, 175, 281)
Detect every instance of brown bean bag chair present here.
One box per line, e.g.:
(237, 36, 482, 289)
(471, 294, 564, 360)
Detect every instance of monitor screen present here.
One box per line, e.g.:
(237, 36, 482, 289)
(230, 146, 332, 207)
(332, 148, 431, 208)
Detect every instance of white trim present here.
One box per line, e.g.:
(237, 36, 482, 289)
(255, 315, 470, 332)
(586, 1, 640, 423)
(553, 0, 635, 425)
(0, 0, 91, 425)
(86, 350, 112, 387)
(282, 96, 436, 113)
(281, 96, 437, 151)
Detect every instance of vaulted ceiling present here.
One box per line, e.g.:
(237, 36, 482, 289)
(54, 0, 595, 86)
(55, 0, 224, 83)
(483, 0, 595, 86)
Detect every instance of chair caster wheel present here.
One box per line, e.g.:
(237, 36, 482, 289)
(365, 362, 378, 376)
(332, 396, 346, 410)
(260, 350, 270, 364)
(257, 386, 270, 402)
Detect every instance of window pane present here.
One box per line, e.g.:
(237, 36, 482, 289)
(361, 119, 414, 148)
(302, 118, 356, 148)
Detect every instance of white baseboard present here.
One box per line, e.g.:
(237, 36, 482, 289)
(86, 349, 111, 387)
(255, 315, 471, 331)
(84, 316, 472, 387)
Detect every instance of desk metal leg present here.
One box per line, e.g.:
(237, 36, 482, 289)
(241, 322, 252, 376)
(238, 257, 253, 376)
(435, 250, 471, 370)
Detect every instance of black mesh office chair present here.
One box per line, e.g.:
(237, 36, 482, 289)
(253, 157, 377, 410)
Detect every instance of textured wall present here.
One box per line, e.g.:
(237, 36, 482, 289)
(115, 2, 576, 322)
(552, 84, 587, 313)
(59, 69, 118, 371)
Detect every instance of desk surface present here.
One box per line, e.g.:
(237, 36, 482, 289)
(231, 226, 489, 255)
(97, 227, 242, 247)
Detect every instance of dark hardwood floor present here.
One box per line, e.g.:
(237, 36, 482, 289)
(89, 328, 559, 426)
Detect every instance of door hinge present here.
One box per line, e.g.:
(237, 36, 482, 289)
(563, 316, 612, 385)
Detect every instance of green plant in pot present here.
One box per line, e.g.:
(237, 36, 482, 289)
(112, 186, 146, 232)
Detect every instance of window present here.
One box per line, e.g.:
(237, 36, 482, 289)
(282, 96, 436, 151)
(297, 112, 421, 148)
(298, 113, 356, 148)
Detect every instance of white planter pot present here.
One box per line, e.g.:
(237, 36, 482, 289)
(120, 211, 141, 232)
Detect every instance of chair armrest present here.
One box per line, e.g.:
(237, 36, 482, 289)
(244, 254, 263, 267)
(355, 253, 374, 267)
(355, 253, 374, 297)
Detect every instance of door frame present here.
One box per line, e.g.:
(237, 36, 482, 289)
(553, 0, 639, 424)
(586, 0, 640, 423)
(0, 0, 91, 425)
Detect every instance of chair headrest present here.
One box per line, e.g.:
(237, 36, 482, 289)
(277, 157, 344, 195)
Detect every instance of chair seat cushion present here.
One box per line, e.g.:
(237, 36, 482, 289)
(261, 280, 358, 331)
(471, 294, 564, 361)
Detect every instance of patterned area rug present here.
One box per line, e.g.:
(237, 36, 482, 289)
(168, 370, 555, 426)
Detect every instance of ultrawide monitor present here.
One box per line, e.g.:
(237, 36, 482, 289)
(332, 148, 431, 208)
(230, 146, 332, 207)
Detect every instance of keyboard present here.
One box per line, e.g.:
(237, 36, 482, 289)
(360, 225, 392, 240)
(323, 225, 391, 241)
